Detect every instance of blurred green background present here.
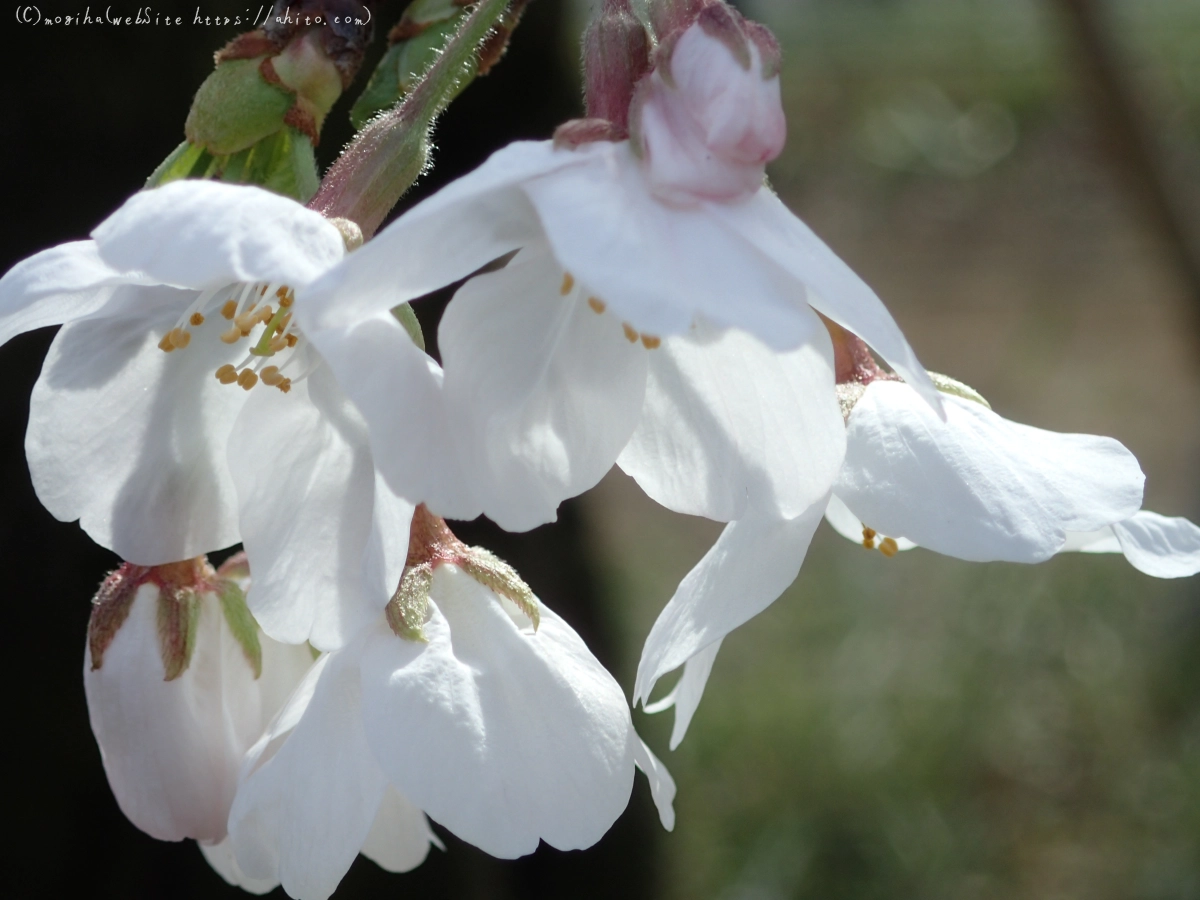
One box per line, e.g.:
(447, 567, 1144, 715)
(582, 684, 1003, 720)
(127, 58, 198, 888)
(585, 1, 1200, 898)
(2, 0, 1199, 897)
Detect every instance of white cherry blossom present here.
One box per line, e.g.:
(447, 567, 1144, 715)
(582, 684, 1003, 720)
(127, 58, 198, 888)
(300, 11, 934, 531)
(634, 377, 1193, 750)
(82, 558, 313, 856)
(0, 180, 344, 565)
(825, 380, 1200, 576)
(227, 563, 676, 900)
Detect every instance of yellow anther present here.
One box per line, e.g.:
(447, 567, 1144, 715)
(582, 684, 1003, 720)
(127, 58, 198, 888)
(276, 312, 292, 334)
(239, 322, 254, 337)
(560, 273, 575, 295)
(277, 378, 292, 393)
(279, 289, 295, 308)
(285, 334, 299, 347)
(260, 365, 283, 386)
(622, 323, 639, 343)
(220, 326, 242, 344)
(587, 297, 606, 314)
(879, 537, 899, 558)
(862, 526, 876, 541)
(862, 536, 876, 550)
(256, 305, 274, 324)
(237, 369, 258, 390)
(215, 364, 238, 384)
(189, 312, 205, 327)
(221, 299, 238, 320)
(640, 334, 661, 350)
(158, 334, 176, 353)
(260, 285, 269, 297)
(268, 336, 288, 354)
(168, 328, 191, 349)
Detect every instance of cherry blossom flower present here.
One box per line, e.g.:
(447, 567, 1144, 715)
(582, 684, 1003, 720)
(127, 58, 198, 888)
(634, 375, 1198, 750)
(82, 556, 312, 881)
(0, 180, 346, 565)
(300, 8, 935, 532)
(825, 380, 1200, 577)
(227, 523, 676, 900)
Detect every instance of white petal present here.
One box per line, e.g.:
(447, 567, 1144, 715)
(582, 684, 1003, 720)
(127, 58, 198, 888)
(302, 141, 572, 329)
(643, 639, 722, 750)
(359, 568, 638, 858)
(301, 309, 483, 521)
(720, 189, 944, 414)
(0, 241, 151, 345)
(633, 740, 677, 832)
(229, 648, 389, 900)
(439, 244, 648, 530)
(618, 315, 843, 521)
(93, 181, 345, 289)
(84, 586, 263, 843)
(524, 142, 818, 347)
(633, 502, 826, 712)
(824, 493, 917, 551)
(837, 382, 1145, 563)
(27, 295, 245, 563)
(230, 359, 413, 650)
(1059, 526, 1122, 554)
(200, 838, 279, 895)
(360, 786, 439, 874)
(1111, 511, 1200, 578)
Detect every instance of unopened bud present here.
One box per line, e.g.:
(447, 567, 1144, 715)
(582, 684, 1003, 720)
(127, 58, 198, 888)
(583, 0, 652, 135)
(633, 8, 786, 203)
(154, 0, 373, 201)
(647, 0, 711, 41)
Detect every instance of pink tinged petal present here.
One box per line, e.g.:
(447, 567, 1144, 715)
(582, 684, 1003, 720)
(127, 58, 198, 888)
(633, 502, 826, 713)
(200, 838, 279, 895)
(359, 568, 638, 858)
(639, 27, 785, 202)
(303, 310, 483, 521)
(824, 493, 917, 552)
(228, 649, 390, 900)
(837, 382, 1145, 563)
(229, 360, 414, 651)
(27, 297, 246, 563)
(1111, 511, 1200, 578)
(719, 189, 944, 415)
(643, 639, 722, 751)
(618, 316, 843, 522)
(302, 141, 575, 330)
(0, 241, 152, 346)
(633, 740, 677, 832)
(360, 786, 440, 874)
(92, 181, 345, 289)
(84, 586, 264, 843)
(440, 245, 648, 531)
(523, 142, 818, 348)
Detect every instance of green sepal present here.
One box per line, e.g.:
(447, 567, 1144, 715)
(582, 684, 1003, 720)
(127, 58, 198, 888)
(186, 57, 295, 156)
(386, 563, 434, 642)
(156, 588, 203, 682)
(148, 129, 319, 203)
(460, 547, 539, 631)
(929, 371, 992, 409)
(391, 302, 426, 351)
(217, 579, 263, 679)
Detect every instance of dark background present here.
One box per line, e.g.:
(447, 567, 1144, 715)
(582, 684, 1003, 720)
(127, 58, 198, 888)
(0, 1, 663, 896)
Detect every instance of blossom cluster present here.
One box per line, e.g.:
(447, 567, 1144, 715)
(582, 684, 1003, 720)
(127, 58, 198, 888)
(3, 1, 1198, 897)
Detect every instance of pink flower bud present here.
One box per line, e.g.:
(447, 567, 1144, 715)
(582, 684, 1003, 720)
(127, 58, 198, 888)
(635, 7, 786, 204)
